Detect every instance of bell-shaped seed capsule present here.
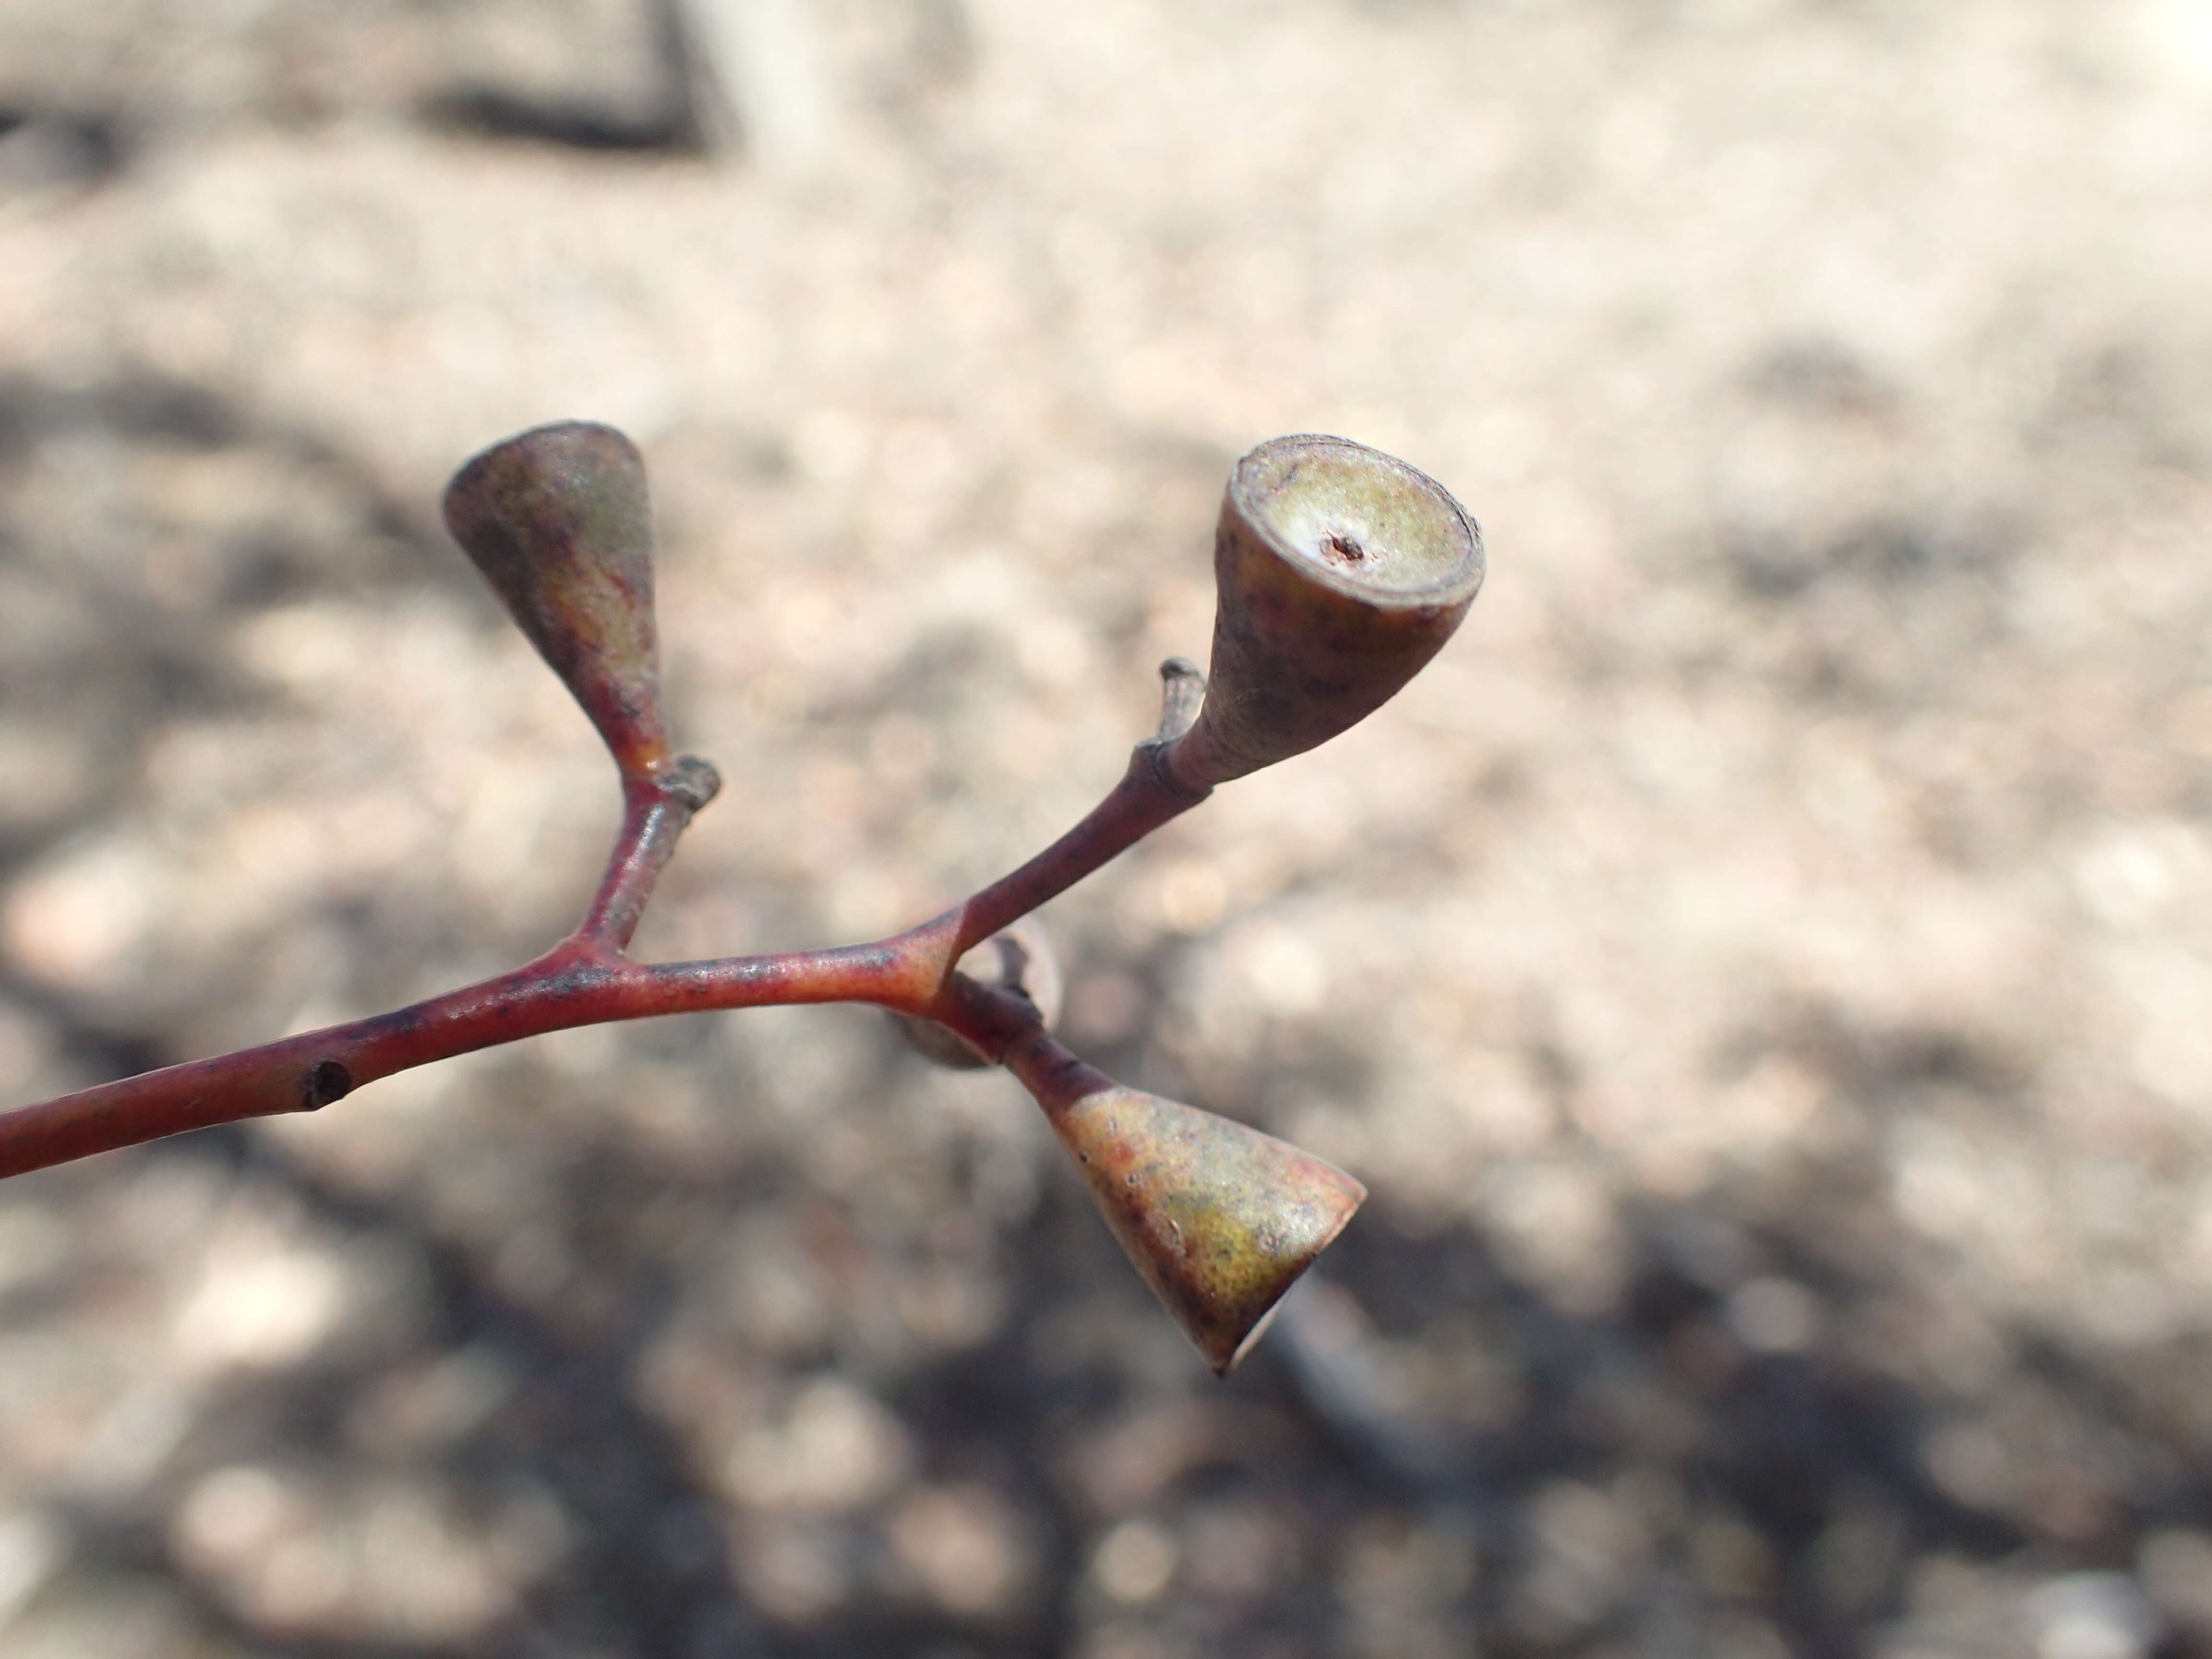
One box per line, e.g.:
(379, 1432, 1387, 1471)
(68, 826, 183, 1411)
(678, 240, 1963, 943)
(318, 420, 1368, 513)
(1037, 1074, 1365, 1374)
(1165, 434, 1482, 792)
(443, 421, 673, 777)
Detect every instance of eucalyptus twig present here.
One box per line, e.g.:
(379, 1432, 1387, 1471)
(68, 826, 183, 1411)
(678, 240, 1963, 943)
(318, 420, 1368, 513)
(578, 755, 724, 949)
(0, 422, 1484, 1373)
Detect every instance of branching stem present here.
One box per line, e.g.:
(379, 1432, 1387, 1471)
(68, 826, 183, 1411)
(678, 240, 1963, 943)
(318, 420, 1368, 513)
(0, 662, 1210, 1182)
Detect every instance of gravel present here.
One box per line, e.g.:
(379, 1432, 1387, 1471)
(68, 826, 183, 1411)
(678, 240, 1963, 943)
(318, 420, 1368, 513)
(3, 1, 2211, 1654)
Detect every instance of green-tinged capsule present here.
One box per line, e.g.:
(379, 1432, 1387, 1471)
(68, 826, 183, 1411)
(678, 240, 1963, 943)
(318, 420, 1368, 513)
(1166, 434, 1482, 792)
(1009, 1032, 1365, 1374)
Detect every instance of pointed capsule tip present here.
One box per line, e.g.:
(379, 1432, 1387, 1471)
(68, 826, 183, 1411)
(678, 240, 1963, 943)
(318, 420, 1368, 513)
(1039, 1081, 1366, 1374)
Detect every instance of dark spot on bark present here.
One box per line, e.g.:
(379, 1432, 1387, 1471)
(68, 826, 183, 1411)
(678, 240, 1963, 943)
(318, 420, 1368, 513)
(302, 1060, 352, 1110)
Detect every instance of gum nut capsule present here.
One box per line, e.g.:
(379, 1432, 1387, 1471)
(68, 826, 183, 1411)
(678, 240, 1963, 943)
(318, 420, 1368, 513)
(1037, 1071, 1365, 1374)
(1166, 434, 1482, 792)
(443, 421, 672, 776)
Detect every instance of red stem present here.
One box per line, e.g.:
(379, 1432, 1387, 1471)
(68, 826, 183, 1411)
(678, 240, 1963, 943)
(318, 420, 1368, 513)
(949, 742, 1203, 955)
(578, 757, 720, 949)
(0, 734, 1204, 1182)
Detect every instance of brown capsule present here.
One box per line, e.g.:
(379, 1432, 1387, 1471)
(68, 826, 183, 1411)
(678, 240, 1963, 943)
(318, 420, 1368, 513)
(443, 421, 673, 777)
(1166, 434, 1482, 792)
(1023, 1055, 1365, 1374)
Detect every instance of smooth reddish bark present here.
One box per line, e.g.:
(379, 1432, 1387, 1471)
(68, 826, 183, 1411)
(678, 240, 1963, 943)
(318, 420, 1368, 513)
(0, 736, 1197, 1181)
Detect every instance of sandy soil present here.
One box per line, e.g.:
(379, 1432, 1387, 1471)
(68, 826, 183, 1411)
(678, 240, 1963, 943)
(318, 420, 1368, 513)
(2, 0, 2212, 1654)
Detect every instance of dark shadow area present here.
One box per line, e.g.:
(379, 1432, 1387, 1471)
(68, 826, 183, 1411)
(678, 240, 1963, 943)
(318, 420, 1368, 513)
(418, 88, 695, 156)
(0, 106, 132, 194)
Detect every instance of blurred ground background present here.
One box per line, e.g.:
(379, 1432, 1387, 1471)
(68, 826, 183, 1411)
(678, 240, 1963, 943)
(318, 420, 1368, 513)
(2, 0, 2211, 1654)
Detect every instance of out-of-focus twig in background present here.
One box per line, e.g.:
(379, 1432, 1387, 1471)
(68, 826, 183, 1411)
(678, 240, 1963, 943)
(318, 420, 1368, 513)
(3, 1, 2211, 1654)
